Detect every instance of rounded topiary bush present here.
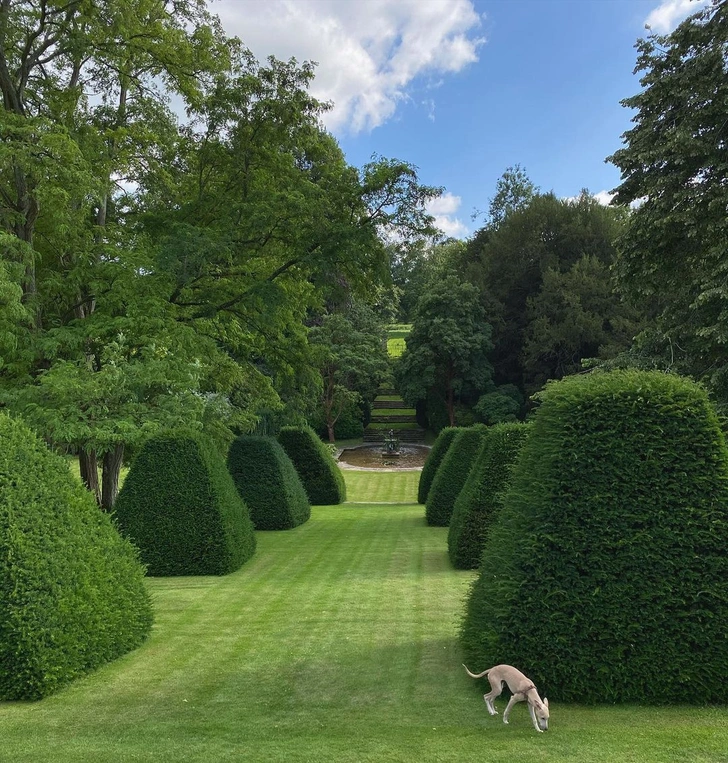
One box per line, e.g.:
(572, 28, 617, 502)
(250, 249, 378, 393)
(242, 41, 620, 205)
(418, 426, 458, 504)
(461, 370, 728, 704)
(425, 425, 488, 527)
(114, 430, 256, 576)
(278, 425, 346, 505)
(228, 436, 311, 530)
(0, 414, 153, 700)
(448, 422, 530, 570)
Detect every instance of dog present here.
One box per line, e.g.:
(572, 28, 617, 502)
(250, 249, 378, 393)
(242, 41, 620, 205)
(463, 664, 549, 732)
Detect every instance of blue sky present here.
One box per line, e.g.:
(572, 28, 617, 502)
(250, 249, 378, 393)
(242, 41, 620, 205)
(216, 0, 708, 237)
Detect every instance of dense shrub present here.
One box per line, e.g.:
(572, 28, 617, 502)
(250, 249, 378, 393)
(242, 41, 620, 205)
(425, 425, 488, 526)
(461, 370, 728, 704)
(0, 414, 153, 700)
(228, 436, 311, 530)
(418, 427, 458, 504)
(448, 422, 530, 569)
(278, 426, 346, 505)
(114, 430, 256, 576)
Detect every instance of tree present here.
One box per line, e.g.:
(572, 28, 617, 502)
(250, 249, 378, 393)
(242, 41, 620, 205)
(463, 191, 635, 399)
(0, 10, 440, 506)
(309, 301, 390, 442)
(485, 164, 538, 227)
(396, 276, 493, 427)
(608, 0, 728, 405)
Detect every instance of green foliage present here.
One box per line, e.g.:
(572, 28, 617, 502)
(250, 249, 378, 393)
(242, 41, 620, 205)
(228, 436, 311, 530)
(609, 1, 728, 407)
(417, 427, 458, 504)
(396, 276, 494, 427)
(448, 423, 530, 569)
(0, 414, 152, 700)
(461, 370, 728, 703)
(309, 394, 365, 440)
(114, 430, 256, 575)
(464, 191, 636, 398)
(425, 425, 488, 526)
(278, 425, 346, 505)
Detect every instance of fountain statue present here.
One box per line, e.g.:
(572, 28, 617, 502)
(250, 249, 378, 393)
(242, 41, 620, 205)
(382, 429, 401, 458)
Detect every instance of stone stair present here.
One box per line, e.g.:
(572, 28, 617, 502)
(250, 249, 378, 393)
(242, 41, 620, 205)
(364, 387, 425, 443)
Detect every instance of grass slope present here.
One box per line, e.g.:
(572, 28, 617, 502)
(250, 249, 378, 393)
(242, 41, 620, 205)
(0, 468, 725, 762)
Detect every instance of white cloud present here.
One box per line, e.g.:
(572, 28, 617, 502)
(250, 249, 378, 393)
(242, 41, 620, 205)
(644, 0, 708, 33)
(426, 192, 469, 239)
(215, 0, 484, 134)
(593, 190, 616, 206)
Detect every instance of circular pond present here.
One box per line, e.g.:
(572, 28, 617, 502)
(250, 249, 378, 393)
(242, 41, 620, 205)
(337, 444, 430, 470)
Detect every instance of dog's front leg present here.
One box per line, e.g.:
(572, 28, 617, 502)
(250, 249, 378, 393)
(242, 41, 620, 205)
(528, 702, 543, 732)
(502, 694, 521, 724)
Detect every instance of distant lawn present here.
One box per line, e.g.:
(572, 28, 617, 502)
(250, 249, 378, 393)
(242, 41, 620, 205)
(375, 395, 404, 402)
(387, 337, 407, 357)
(367, 422, 420, 429)
(371, 408, 417, 417)
(1, 468, 726, 762)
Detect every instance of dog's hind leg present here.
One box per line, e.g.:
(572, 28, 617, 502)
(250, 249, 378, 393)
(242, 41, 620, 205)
(483, 677, 505, 716)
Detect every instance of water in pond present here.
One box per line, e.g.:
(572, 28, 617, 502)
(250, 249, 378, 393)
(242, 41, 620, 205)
(338, 444, 430, 470)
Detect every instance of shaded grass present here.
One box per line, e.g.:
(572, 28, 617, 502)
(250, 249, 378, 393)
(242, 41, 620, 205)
(387, 337, 407, 357)
(1, 470, 727, 762)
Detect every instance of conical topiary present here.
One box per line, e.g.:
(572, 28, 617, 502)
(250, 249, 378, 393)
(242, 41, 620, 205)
(425, 425, 488, 527)
(277, 425, 346, 505)
(461, 370, 728, 704)
(418, 426, 458, 504)
(0, 414, 152, 700)
(228, 436, 311, 530)
(114, 430, 256, 576)
(448, 422, 530, 569)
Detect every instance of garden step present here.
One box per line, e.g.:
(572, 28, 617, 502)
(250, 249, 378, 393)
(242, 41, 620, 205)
(372, 400, 408, 409)
(370, 415, 418, 424)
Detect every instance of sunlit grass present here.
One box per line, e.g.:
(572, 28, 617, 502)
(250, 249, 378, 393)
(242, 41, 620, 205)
(2, 469, 726, 762)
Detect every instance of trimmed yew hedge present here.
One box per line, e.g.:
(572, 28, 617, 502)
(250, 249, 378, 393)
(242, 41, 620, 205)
(278, 425, 346, 505)
(425, 425, 488, 527)
(417, 426, 458, 504)
(0, 414, 152, 700)
(228, 436, 311, 530)
(114, 430, 256, 576)
(448, 422, 530, 569)
(461, 370, 728, 704)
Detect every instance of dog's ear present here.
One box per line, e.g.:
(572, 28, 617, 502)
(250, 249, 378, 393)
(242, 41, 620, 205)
(543, 698, 549, 708)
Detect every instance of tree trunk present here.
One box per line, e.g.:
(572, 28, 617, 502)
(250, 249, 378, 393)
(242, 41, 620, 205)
(79, 449, 101, 505)
(101, 444, 124, 510)
(327, 421, 336, 443)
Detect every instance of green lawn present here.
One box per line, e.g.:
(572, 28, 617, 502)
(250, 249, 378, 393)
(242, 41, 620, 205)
(372, 408, 417, 417)
(1, 469, 726, 762)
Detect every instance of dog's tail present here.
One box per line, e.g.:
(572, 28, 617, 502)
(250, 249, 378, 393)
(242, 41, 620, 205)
(462, 664, 490, 679)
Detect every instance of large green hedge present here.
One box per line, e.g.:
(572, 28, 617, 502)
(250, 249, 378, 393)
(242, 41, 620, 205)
(461, 370, 728, 704)
(417, 426, 458, 504)
(278, 425, 346, 505)
(0, 414, 153, 700)
(448, 422, 530, 569)
(114, 430, 256, 576)
(228, 436, 311, 530)
(425, 425, 488, 527)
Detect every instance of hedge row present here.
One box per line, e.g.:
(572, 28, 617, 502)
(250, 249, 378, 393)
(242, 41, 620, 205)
(228, 436, 311, 530)
(114, 430, 256, 576)
(448, 422, 530, 569)
(425, 425, 488, 527)
(0, 415, 153, 700)
(461, 370, 728, 704)
(278, 425, 346, 505)
(418, 427, 458, 504)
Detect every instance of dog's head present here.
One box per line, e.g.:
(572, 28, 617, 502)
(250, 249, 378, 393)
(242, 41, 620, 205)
(535, 698, 549, 731)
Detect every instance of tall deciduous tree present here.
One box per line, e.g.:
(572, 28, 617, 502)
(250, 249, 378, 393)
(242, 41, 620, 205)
(309, 301, 389, 442)
(396, 276, 493, 427)
(608, 0, 728, 403)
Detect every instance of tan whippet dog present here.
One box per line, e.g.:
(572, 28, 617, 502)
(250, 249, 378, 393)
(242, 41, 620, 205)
(463, 664, 550, 732)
